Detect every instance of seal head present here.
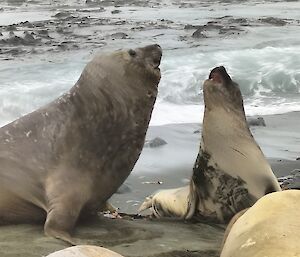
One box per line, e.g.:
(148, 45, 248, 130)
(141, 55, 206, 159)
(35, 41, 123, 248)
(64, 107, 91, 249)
(204, 66, 244, 115)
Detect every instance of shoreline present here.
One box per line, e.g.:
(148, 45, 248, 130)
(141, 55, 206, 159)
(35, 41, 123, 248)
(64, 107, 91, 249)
(111, 111, 300, 215)
(0, 112, 298, 257)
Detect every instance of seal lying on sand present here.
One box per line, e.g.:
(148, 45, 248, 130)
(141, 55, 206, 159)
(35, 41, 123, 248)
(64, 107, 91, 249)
(139, 186, 190, 218)
(221, 190, 300, 257)
(46, 245, 124, 257)
(139, 66, 280, 222)
(0, 44, 162, 243)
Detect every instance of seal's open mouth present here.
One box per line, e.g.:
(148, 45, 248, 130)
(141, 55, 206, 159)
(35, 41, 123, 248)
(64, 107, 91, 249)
(208, 66, 232, 85)
(209, 71, 222, 83)
(154, 63, 160, 70)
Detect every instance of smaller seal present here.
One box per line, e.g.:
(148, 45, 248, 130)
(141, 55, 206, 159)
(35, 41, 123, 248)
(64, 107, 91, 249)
(139, 66, 281, 223)
(46, 245, 124, 257)
(138, 186, 190, 218)
(221, 190, 300, 257)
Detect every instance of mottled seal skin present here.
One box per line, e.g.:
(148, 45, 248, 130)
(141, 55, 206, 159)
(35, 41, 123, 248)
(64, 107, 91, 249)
(0, 44, 162, 243)
(140, 66, 280, 223)
(46, 245, 124, 257)
(188, 66, 281, 222)
(221, 190, 300, 257)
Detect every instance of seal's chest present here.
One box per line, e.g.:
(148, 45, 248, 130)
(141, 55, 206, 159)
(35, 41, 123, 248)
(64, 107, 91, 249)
(201, 168, 254, 222)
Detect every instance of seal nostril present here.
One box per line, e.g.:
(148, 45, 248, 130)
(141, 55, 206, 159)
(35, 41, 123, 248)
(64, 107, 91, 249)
(153, 58, 161, 69)
(128, 49, 136, 57)
(152, 51, 162, 68)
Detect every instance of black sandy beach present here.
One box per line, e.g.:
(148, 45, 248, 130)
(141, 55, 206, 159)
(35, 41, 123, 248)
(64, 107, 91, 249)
(0, 112, 299, 257)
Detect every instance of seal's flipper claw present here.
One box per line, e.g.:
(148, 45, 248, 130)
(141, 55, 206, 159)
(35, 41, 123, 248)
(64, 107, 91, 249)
(103, 202, 118, 213)
(138, 196, 153, 213)
(44, 227, 76, 246)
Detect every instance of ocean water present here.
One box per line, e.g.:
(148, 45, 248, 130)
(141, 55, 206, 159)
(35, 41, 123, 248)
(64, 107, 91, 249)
(0, 0, 300, 127)
(153, 45, 300, 125)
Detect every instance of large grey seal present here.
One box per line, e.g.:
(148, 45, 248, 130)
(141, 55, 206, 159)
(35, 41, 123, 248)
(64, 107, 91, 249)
(139, 66, 281, 222)
(221, 190, 300, 257)
(0, 44, 162, 243)
(46, 245, 124, 257)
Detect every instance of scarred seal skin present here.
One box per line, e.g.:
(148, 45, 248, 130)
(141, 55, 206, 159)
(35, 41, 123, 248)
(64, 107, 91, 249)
(0, 44, 162, 244)
(139, 66, 281, 223)
(46, 245, 124, 257)
(221, 190, 300, 257)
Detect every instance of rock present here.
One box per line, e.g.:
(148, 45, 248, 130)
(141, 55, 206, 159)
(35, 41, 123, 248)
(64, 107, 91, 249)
(192, 28, 207, 38)
(116, 183, 132, 194)
(111, 32, 128, 39)
(6, 25, 17, 31)
(193, 129, 200, 134)
(229, 17, 248, 24)
(85, 0, 102, 4)
(259, 17, 287, 26)
(296, 157, 300, 161)
(23, 31, 36, 44)
(184, 24, 201, 30)
(278, 169, 300, 190)
(53, 11, 72, 18)
(144, 137, 167, 148)
(56, 27, 64, 33)
(38, 29, 49, 35)
(2, 36, 23, 45)
(33, 22, 45, 28)
(219, 26, 243, 35)
(112, 20, 126, 25)
(247, 116, 266, 127)
(3, 48, 25, 56)
(111, 9, 121, 14)
(37, 30, 51, 38)
(19, 21, 34, 28)
(191, 22, 223, 38)
(46, 245, 124, 257)
(0, 31, 39, 46)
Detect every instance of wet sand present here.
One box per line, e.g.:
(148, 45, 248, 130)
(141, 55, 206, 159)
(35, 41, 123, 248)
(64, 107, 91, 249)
(0, 112, 299, 257)
(0, 218, 224, 257)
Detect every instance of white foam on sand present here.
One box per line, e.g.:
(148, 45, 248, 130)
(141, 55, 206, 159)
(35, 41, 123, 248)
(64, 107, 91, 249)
(0, 11, 52, 26)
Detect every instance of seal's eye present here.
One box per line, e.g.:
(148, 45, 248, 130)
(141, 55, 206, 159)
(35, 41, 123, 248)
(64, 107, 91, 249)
(128, 49, 136, 57)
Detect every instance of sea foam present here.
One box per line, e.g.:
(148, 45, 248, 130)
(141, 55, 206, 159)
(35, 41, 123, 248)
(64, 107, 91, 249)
(0, 46, 299, 127)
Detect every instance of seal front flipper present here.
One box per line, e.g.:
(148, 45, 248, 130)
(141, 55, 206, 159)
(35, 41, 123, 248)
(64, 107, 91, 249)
(44, 167, 93, 245)
(44, 225, 76, 245)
